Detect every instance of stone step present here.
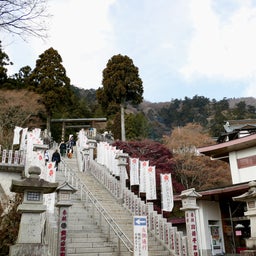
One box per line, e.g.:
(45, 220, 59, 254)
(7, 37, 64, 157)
(67, 232, 108, 239)
(56, 157, 172, 256)
(68, 253, 118, 256)
(68, 246, 115, 254)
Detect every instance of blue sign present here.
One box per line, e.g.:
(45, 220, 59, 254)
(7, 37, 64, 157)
(134, 217, 147, 226)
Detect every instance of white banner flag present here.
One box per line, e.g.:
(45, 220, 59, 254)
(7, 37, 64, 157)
(161, 173, 174, 212)
(13, 126, 23, 145)
(139, 161, 149, 193)
(43, 161, 56, 213)
(130, 158, 139, 186)
(20, 127, 28, 150)
(146, 166, 157, 200)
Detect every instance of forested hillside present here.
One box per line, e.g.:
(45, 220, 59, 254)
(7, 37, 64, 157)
(1, 39, 256, 143)
(79, 87, 256, 140)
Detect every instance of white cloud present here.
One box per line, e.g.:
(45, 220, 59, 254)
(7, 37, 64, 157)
(180, 0, 256, 81)
(3, 0, 256, 102)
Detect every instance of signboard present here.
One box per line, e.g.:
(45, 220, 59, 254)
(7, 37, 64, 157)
(133, 216, 148, 256)
(185, 211, 199, 256)
(59, 207, 68, 256)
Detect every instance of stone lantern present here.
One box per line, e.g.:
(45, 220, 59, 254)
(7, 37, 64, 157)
(233, 181, 256, 251)
(115, 152, 129, 202)
(9, 166, 58, 256)
(56, 181, 77, 256)
(87, 139, 96, 160)
(180, 188, 202, 256)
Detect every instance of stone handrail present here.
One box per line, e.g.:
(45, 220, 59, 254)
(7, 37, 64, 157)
(44, 212, 58, 256)
(0, 149, 25, 166)
(89, 160, 177, 255)
(59, 160, 134, 254)
(71, 136, 189, 256)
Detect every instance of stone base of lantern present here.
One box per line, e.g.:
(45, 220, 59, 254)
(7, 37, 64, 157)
(246, 237, 256, 250)
(9, 244, 48, 256)
(241, 250, 256, 256)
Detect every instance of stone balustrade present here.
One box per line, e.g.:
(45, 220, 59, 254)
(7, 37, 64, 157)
(0, 149, 25, 166)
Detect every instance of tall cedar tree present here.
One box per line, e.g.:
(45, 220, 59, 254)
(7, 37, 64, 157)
(97, 54, 143, 141)
(28, 47, 72, 132)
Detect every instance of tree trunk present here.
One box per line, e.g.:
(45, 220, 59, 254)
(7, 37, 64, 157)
(46, 115, 51, 137)
(120, 104, 126, 141)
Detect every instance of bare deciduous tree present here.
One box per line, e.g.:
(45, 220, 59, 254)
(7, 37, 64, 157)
(0, 0, 50, 39)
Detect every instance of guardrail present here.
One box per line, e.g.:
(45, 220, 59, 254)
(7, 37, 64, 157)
(59, 160, 133, 255)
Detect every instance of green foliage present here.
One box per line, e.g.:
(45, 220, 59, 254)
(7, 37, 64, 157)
(106, 112, 121, 140)
(28, 47, 72, 115)
(158, 95, 211, 128)
(125, 112, 150, 140)
(154, 96, 256, 139)
(13, 66, 32, 87)
(97, 54, 143, 111)
(97, 54, 144, 141)
(0, 41, 12, 84)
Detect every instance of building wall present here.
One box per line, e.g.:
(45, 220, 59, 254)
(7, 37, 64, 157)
(229, 146, 256, 184)
(198, 200, 225, 256)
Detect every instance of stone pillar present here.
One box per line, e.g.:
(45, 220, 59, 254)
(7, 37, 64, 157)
(82, 147, 90, 172)
(115, 152, 129, 202)
(61, 122, 66, 141)
(180, 188, 202, 256)
(9, 166, 58, 256)
(56, 181, 77, 256)
(233, 181, 256, 255)
(87, 139, 96, 160)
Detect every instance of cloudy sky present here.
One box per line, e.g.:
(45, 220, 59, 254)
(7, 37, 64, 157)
(2, 0, 256, 102)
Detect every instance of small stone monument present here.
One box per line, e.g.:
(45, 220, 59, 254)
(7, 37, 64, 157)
(9, 166, 58, 256)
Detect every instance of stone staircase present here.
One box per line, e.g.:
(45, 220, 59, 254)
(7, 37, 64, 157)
(56, 150, 171, 256)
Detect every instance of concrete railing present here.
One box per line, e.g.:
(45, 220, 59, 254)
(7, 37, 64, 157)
(44, 213, 58, 256)
(0, 148, 25, 166)
(59, 160, 134, 255)
(89, 160, 178, 255)
(76, 138, 190, 256)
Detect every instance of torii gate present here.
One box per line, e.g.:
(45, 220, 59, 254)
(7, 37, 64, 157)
(51, 118, 107, 141)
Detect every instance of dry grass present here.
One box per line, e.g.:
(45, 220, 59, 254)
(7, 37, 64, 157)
(0, 89, 45, 112)
(0, 89, 47, 147)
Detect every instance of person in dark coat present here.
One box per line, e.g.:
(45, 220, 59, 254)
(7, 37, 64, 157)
(52, 149, 61, 171)
(59, 140, 66, 157)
